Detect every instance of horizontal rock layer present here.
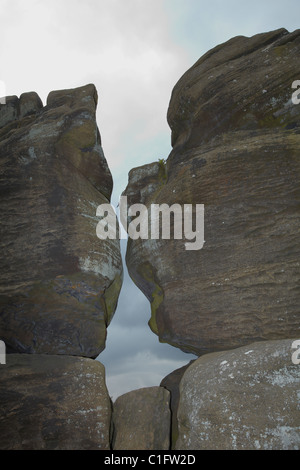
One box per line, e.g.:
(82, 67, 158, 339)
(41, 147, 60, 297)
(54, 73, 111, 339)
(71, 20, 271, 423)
(0, 84, 122, 357)
(124, 28, 300, 355)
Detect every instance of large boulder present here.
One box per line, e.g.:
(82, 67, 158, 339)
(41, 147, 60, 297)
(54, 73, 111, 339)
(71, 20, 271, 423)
(0, 354, 112, 450)
(175, 339, 300, 450)
(112, 387, 171, 450)
(124, 28, 300, 355)
(0, 84, 122, 357)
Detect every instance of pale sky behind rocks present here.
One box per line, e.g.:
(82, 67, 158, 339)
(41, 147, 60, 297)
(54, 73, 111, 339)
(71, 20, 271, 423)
(1, 0, 299, 399)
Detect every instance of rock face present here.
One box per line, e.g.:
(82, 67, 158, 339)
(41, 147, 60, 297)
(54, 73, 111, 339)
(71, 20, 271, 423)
(0, 84, 122, 357)
(0, 354, 112, 450)
(112, 387, 171, 450)
(168, 28, 300, 149)
(175, 339, 300, 450)
(124, 28, 300, 356)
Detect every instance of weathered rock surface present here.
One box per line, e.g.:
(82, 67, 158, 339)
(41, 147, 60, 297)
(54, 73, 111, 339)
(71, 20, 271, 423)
(168, 28, 300, 149)
(0, 354, 111, 450)
(124, 28, 300, 355)
(175, 339, 300, 450)
(0, 84, 122, 357)
(112, 387, 171, 450)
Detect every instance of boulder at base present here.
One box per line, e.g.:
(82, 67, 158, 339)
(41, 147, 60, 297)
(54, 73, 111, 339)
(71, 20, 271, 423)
(0, 354, 112, 450)
(112, 386, 171, 450)
(175, 339, 300, 450)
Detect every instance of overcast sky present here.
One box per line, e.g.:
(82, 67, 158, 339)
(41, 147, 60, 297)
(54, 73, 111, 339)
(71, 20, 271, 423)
(1, 0, 299, 400)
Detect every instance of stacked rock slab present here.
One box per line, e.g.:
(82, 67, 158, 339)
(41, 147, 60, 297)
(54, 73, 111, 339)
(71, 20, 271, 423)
(0, 84, 122, 357)
(124, 28, 300, 356)
(0, 84, 122, 449)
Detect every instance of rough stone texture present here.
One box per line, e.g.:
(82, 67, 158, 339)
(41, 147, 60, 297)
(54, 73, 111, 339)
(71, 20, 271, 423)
(168, 28, 300, 149)
(112, 386, 171, 450)
(0, 354, 112, 450)
(0, 84, 122, 357)
(19, 92, 43, 120)
(175, 339, 300, 450)
(124, 28, 300, 355)
(160, 361, 194, 447)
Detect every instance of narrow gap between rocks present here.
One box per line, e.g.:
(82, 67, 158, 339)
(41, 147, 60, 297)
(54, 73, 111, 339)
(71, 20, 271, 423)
(96, 187, 197, 403)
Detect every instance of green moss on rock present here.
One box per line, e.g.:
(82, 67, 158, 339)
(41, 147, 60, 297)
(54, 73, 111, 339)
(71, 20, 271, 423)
(135, 261, 164, 336)
(101, 272, 123, 326)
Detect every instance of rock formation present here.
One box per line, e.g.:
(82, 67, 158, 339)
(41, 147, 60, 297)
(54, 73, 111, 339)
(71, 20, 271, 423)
(112, 387, 171, 450)
(0, 84, 122, 450)
(0, 84, 122, 358)
(122, 28, 300, 450)
(0, 354, 111, 450)
(175, 339, 299, 450)
(1, 28, 299, 451)
(124, 28, 300, 356)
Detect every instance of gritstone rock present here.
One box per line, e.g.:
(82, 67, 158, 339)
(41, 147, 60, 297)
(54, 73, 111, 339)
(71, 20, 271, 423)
(0, 84, 123, 358)
(112, 386, 171, 450)
(175, 339, 300, 450)
(0, 354, 111, 450)
(124, 28, 300, 355)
